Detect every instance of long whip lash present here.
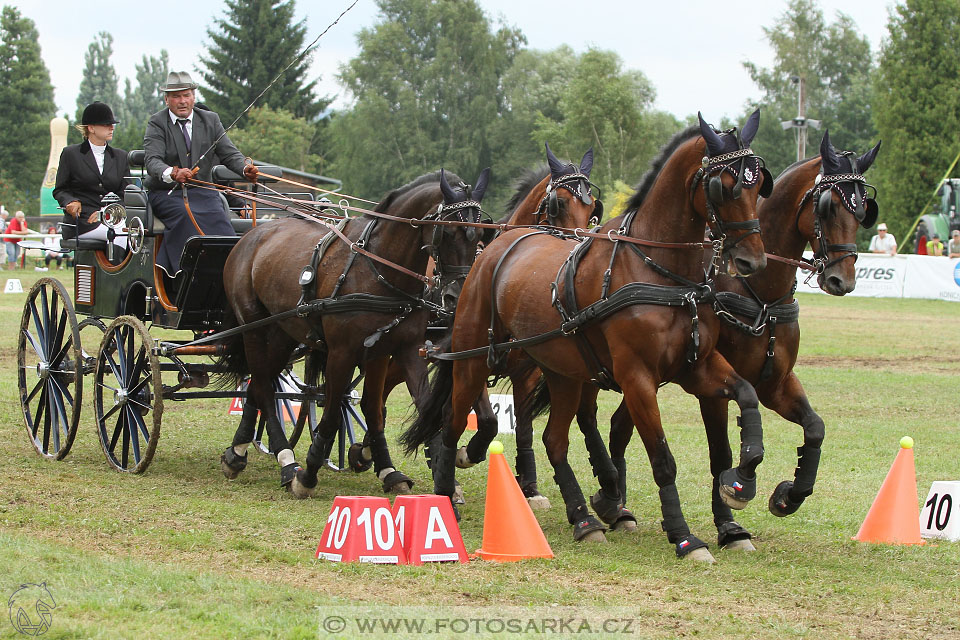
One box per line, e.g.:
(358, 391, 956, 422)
(191, 0, 362, 169)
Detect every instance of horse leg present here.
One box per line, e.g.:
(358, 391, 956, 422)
(577, 385, 637, 532)
(292, 350, 355, 498)
(220, 398, 258, 479)
(700, 396, 755, 551)
(760, 373, 824, 517)
(512, 366, 550, 509)
(349, 356, 408, 474)
(540, 375, 607, 543)
(680, 352, 764, 512)
(360, 356, 413, 494)
(622, 376, 713, 561)
(607, 400, 633, 507)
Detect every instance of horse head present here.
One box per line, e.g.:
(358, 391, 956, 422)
(542, 142, 603, 227)
(431, 167, 492, 310)
(694, 109, 770, 276)
(796, 130, 881, 295)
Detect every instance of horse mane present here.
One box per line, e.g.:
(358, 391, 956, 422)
(623, 124, 700, 213)
(502, 164, 550, 220)
(777, 155, 818, 179)
(373, 170, 464, 213)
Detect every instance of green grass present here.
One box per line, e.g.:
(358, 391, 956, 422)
(2, 269, 959, 639)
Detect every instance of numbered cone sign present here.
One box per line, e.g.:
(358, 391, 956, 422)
(920, 481, 960, 541)
(316, 496, 407, 564)
(392, 495, 469, 565)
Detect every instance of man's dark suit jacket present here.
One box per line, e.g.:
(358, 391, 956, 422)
(143, 107, 246, 191)
(52, 140, 130, 239)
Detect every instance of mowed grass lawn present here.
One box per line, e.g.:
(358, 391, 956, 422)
(1, 269, 959, 639)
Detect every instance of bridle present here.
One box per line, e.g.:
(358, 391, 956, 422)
(691, 141, 770, 259)
(538, 171, 603, 227)
(795, 152, 878, 275)
(422, 186, 490, 310)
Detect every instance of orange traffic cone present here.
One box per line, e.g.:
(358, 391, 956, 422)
(854, 437, 925, 545)
(476, 441, 553, 561)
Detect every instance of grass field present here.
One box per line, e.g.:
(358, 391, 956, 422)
(2, 269, 959, 639)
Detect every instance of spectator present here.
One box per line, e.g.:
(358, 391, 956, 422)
(43, 226, 67, 269)
(0, 209, 8, 234)
(949, 230, 960, 258)
(926, 233, 945, 257)
(868, 222, 897, 255)
(5, 210, 29, 269)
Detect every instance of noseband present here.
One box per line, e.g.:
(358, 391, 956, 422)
(539, 172, 603, 226)
(423, 195, 487, 304)
(691, 145, 765, 255)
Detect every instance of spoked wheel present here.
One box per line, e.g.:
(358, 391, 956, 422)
(78, 317, 107, 375)
(287, 352, 322, 450)
(93, 316, 162, 473)
(250, 370, 308, 455)
(18, 278, 83, 460)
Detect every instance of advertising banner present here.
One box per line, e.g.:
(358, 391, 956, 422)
(796, 253, 960, 302)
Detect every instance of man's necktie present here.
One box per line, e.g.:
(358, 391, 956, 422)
(177, 118, 191, 153)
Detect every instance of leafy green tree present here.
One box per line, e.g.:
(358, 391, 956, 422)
(199, 0, 326, 123)
(872, 0, 960, 245)
(113, 51, 169, 152)
(328, 0, 523, 201)
(532, 48, 676, 197)
(0, 6, 56, 214)
(743, 0, 877, 177)
(75, 32, 121, 124)
(229, 106, 323, 173)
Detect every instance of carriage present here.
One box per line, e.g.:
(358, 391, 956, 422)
(16, 152, 364, 474)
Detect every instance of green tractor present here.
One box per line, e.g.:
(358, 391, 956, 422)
(914, 178, 960, 253)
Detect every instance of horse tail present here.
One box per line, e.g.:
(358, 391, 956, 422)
(211, 306, 249, 390)
(524, 372, 551, 420)
(400, 336, 454, 455)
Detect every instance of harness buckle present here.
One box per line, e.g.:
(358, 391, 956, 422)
(350, 239, 365, 253)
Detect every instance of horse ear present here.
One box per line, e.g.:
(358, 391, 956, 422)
(740, 108, 761, 147)
(819, 130, 842, 174)
(579, 147, 594, 177)
(698, 112, 724, 157)
(472, 167, 491, 202)
(545, 142, 567, 178)
(857, 140, 882, 174)
(439, 168, 457, 203)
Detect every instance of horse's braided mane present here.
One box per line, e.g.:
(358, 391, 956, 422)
(373, 169, 465, 213)
(624, 124, 700, 213)
(501, 164, 550, 221)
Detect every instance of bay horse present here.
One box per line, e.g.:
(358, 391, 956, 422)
(403, 111, 772, 561)
(365, 144, 601, 508)
(215, 168, 490, 495)
(607, 131, 881, 547)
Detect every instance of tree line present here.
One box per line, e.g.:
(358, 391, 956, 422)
(0, 0, 955, 250)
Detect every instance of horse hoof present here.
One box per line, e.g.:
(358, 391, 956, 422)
(455, 446, 474, 469)
(526, 494, 551, 510)
(348, 443, 373, 473)
(220, 447, 247, 480)
(579, 529, 607, 543)
(380, 470, 414, 494)
(452, 483, 465, 505)
(718, 468, 756, 510)
(613, 518, 638, 532)
(685, 547, 716, 563)
(289, 469, 317, 499)
(280, 462, 301, 488)
(768, 480, 803, 517)
(723, 538, 756, 552)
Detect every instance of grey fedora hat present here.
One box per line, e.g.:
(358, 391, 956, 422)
(162, 71, 199, 92)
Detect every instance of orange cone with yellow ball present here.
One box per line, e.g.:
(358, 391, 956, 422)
(853, 436, 925, 545)
(476, 441, 554, 561)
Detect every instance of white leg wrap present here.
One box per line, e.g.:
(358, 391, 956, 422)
(233, 443, 250, 456)
(277, 449, 295, 467)
(378, 467, 396, 481)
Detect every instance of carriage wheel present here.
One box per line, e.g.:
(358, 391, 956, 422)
(17, 278, 83, 460)
(287, 352, 322, 449)
(93, 316, 163, 473)
(78, 317, 107, 376)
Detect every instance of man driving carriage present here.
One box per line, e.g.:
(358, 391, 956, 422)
(143, 71, 258, 276)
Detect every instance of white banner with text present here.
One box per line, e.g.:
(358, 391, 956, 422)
(796, 253, 960, 302)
